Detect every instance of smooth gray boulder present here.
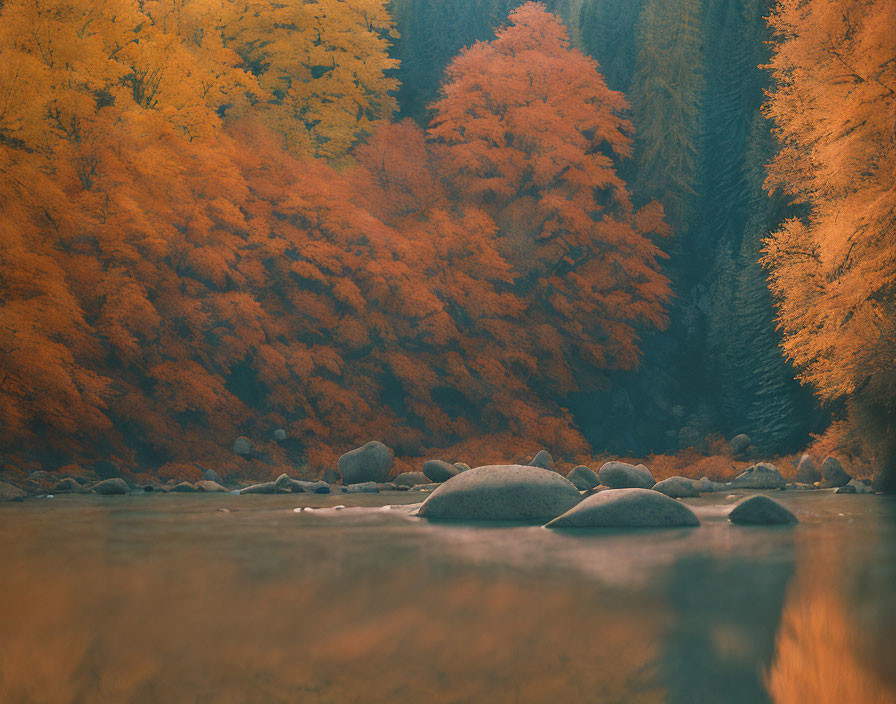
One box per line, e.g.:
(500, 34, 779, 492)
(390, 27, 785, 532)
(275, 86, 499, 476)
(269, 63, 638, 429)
(195, 480, 228, 493)
(566, 465, 599, 491)
(92, 478, 129, 495)
(795, 454, 820, 484)
(653, 476, 700, 498)
(846, 479, 871, 494)
(239, 481, 276, 495)
(233, 437, 253, 457)
(201, 467, 224, 484)
(342, 481, 379, 494)
(418, 465, 581, 522)
(273, 428, 287, 441)
(337, 441, 393, 484)
(529, 450, 555, 471)
(730, 434, 751, 456)
(695, 477, 717, 493)
(295, 480, 330, 494)
(597, 462, 655, 489)
(394, 471, 430, 487)
(51, 477, 84, 493)
(422, 460, 458, 483)
(0, 480, 27, 500)
(728, 495, 797, 525)
(170, 482, 196, 493)
(822, 456, 851, 487)
(546, 488, 699, 529)
(730, 462, 786, 490)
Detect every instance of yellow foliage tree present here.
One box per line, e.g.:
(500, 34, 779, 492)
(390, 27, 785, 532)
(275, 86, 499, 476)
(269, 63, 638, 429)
(221, 0, 399, 161)
(761, 0, 896, 487)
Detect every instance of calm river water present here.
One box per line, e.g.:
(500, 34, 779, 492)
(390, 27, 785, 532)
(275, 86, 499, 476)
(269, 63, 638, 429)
(1, 491, 894, 703)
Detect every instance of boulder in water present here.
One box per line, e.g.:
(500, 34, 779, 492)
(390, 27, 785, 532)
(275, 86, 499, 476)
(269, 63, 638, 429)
(822, 456, 851, 487)
(51, 477, 84, 493)
(566, 465, 599, 491)
(728, 495, 797, 525)
(342, 481, 379, 494)
(730, 463, 786, 490)
(337, 441, 393, 484)
(846, 479, 871, 494)
(653, 476, 700, 498)
(92, 478, 130, 495)
(394, 471, 430, 487)
(597, 462, 655, 489)
(528, 450, 555, 471)
(0, 480, 27, 501)
(834, 484, 857, 494)
(195, 480, 228, 493)
(422, 460, 458, 483)
(546, 488, 699, 529)
(171, 482, 196, 493)
(795, 454, 820, 484)
(419, 465, 580, 522)
(239, 481, 276, 495)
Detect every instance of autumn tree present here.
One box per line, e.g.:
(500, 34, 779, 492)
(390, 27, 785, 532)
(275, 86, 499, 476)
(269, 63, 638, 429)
(428, 3, 671, 425)
(762, 0, 896, 487)
(220, 0, 400, 161)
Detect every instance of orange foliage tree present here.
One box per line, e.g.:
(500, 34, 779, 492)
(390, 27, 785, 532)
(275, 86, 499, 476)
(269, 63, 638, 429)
(428, 3, 671, 398)
(761, 0, 896, 486)
(0, 0, 671, 476)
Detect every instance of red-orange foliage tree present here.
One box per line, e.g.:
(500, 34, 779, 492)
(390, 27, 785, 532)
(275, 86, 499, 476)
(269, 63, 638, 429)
(428, 3, 671, 400)
(0, 0, 671, 478)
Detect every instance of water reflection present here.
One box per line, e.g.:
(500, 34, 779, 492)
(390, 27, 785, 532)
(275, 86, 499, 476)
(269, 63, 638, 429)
(0, 493, 893, 703)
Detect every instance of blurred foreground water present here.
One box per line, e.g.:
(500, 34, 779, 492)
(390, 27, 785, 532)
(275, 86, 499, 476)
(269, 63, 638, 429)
(0, 492, 894, 703)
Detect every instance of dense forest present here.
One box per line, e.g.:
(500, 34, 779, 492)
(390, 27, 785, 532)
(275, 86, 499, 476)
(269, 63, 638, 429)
(0, 0, 893, 485)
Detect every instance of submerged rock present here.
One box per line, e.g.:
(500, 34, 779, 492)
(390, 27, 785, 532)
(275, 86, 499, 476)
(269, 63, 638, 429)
(0, 480, 27, 501)
(422, 460, 458, 483)
(730, 463, 786, 490)
(342, 481, 379, 494)
(296, 480, 330, 494)
(92, 478, 130, 495)
(239, 481, 276, 495)
(528, 450, 555, 471)
(653, 476, 700, 498)
(546, 488, 699, 529)
(418, 465, 581, 522)
(337, 441, 393, 484)
(195, 480, 228, 493)
(728, 495, 797, 525)
(822, 456, 851, 487)
(695, 477, 718, 493)
(394, 471, 430, 487)
(566, 465, 599, 491)
(233, 436, 253, 457)
(597, 462, 655, 489)
(795, 454, 820, 484)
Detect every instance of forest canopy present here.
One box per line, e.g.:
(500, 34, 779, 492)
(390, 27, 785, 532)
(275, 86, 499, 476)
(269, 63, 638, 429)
(0, 0, 892, 483)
